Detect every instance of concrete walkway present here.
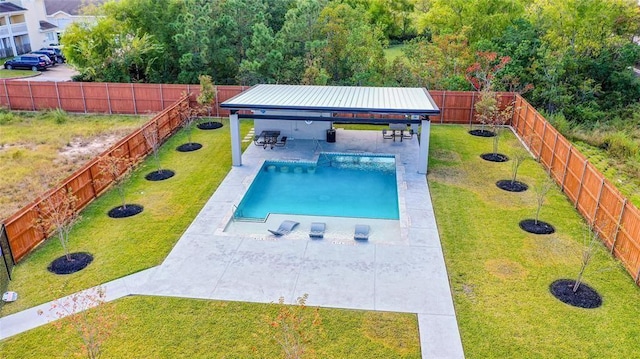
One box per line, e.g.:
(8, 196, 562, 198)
(1, 129, 464, 358)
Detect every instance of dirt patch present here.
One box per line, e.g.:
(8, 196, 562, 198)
(485, 259, 528, 280)
(428, 166, 467, 186)
(431, 149, 461, 163)
(362, 311, 418, 355)
(58, 133, 123, 164)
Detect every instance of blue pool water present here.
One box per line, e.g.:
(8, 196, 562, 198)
(235, 153, 399, 220)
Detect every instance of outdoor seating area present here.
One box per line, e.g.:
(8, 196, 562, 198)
(268, 220, 369, 241)
(253, 130, 287, 149)
(382, 123, 414, 142)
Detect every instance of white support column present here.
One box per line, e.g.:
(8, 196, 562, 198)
(230, 112, 242, 167)
(418, 118, 431, 174)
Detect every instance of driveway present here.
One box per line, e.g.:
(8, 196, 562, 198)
(13, 64, 78, 82)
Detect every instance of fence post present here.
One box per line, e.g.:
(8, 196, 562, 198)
(440, 92, 445, 123)
(593, 178, 605, 223)
(28, 81, 35, 111)
(214, 85, 219, 117)
(468, 92, 476, 130)
(3, 80, 11, 110)
(55, 82, 62, 109)
(561, 145, 572, 193)
(160, 83, 164, 110)
(80, 82, 87, 113)
(610, 199, 627, 255)
(548, 132, 559, 176)
(88, 162, 98, 199)
(538, 121, 547, 162)
(574, 161, 589, 210)
(106, 83, 112, 114)
(131, 83, 138, 115)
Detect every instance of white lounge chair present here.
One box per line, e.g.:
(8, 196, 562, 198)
(309, 222, 326, 238)
(268, 220, 299, 236)
(354, 224, 370, 241)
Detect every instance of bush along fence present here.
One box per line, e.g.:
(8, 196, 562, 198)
(1, 95, 189, 263)
(512, 94, 640, 285)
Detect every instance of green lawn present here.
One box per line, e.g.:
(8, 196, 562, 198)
(0, 119, 251, 316)
(429, 125, 640, 358)
(1, 296, 420, 358)
(0, 68, 40, 78)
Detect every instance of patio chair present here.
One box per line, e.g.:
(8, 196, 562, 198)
(309, 222, 326, 238)
(268, 220, 299, 236)
(274, 136, 288, 147)
(354, 224, 370, 241)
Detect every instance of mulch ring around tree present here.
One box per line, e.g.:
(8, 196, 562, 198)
(496, 180, 529, 192)
(197, 121, 223, 130)
(469, 129, 496, 137)
(519, 219, 555, 235)
(145, 169, 175, 181)
(550, 279, 602, 309)
(176, 143, 203, 152)
(481, 153, 509, 162)
(47, 252, 94, 275)
(108, 204, 144, 218)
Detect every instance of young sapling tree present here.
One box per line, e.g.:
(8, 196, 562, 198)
(35, 187, 80, 262)
(143, 125, 162, 172)
(534, 179, 554, 225)
(573, 223, 601, 293)
(98, 154, 137, 210)
(197, 74, 215, 118)
(269, 293, 322, 359)
(510, 148, 530, 185)
(40, 286, 120, 359)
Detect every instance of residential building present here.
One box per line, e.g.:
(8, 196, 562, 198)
(0, 0, 58, 58)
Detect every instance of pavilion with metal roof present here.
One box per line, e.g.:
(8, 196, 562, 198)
(220, 84, 440, 174)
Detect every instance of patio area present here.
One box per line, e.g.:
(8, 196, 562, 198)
(137, 128, 463, 358)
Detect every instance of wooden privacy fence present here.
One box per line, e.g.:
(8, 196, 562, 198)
(0, 80, 247, 117)
(512, 94, 640, 285)
(0, 80, 514, 125)
(2, 96, 189, 262)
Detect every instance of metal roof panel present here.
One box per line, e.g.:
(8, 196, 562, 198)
(221, 84, 440, 115)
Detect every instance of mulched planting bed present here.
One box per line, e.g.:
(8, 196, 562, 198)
(197, 121, 223, 130)
(496, 180, 528, 192)
(481, 153, 509, 162)
(550, 279, 602, 309)
(108, 204, 144, 218)
(176, 143, 203, 152)
(145, 169, 175, 181)
(519, 219, 555, 234)
(47, 252, 94, 275)
(469, 129, 496, 137)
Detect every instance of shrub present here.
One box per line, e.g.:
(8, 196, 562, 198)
(547, 112, 572, 137)
(601, 131, 639, 159)
(0, 111, 19, 125)
(46, 108, 68, 124)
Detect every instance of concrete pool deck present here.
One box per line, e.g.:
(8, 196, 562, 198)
(0, 129, 464, 358)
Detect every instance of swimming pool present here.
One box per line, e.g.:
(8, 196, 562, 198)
(234, 153, 399, 220)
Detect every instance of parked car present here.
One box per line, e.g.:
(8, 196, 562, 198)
(3, 54, 48, 71)
(30, 52, 54, 67)
(40, 47, 65, 63)
(32, 49, 58, 65)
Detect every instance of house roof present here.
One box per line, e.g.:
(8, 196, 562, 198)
(39, 20, 58, 31)
(44, 0, 103, 16)
(0, 2, 26, 14)
(220, 85, 440, 116)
